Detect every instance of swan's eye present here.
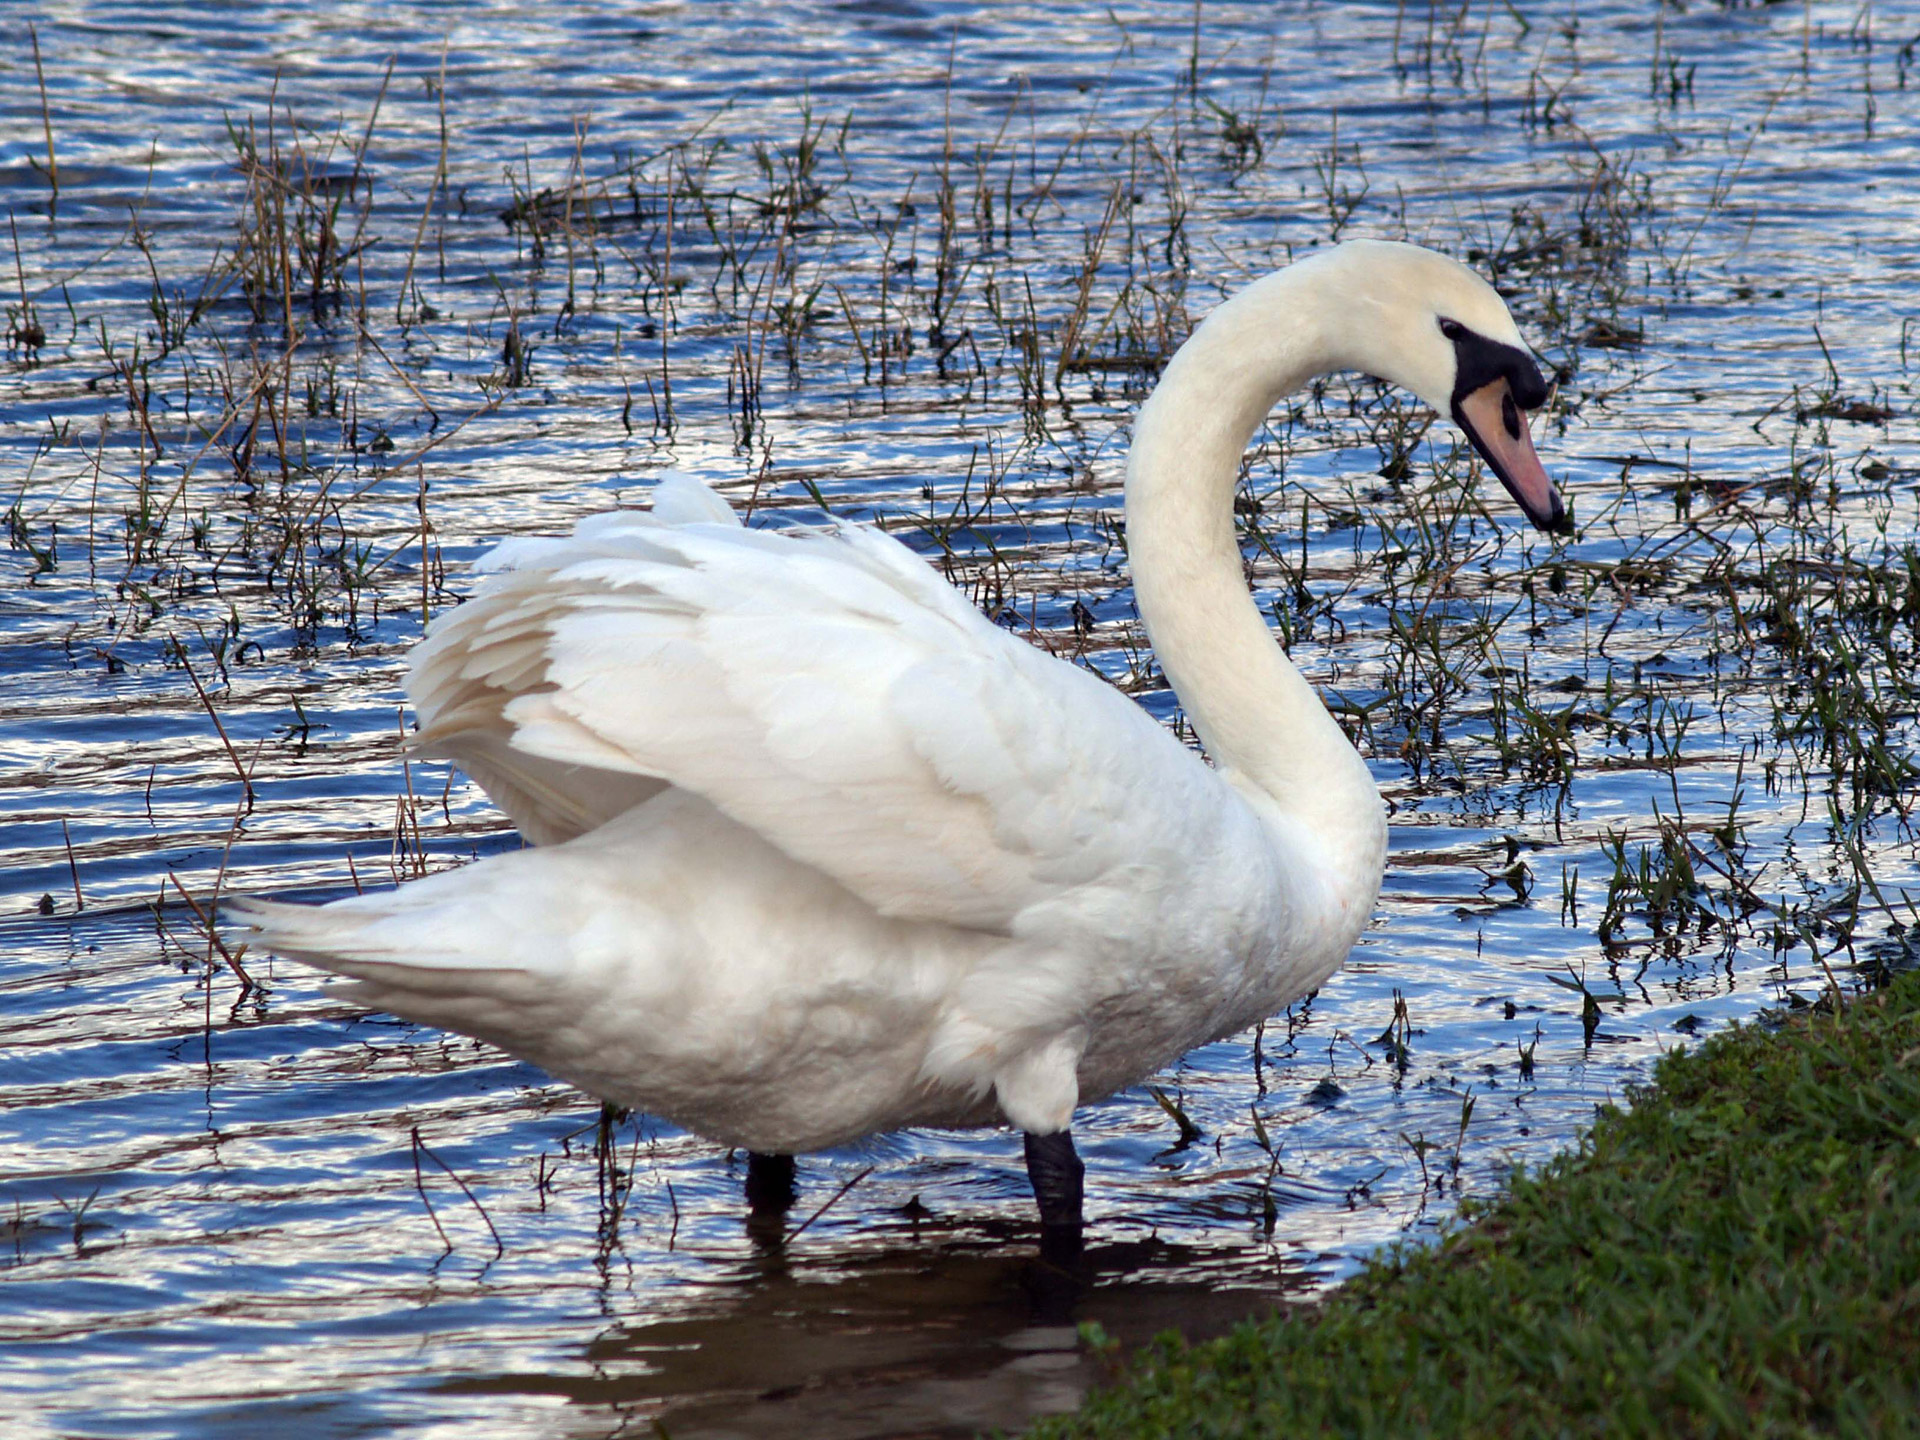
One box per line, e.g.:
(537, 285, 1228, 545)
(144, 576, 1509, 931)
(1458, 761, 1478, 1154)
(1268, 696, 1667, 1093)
(1438, 318, 1468, 341)
(1502, 391, 1522, 439)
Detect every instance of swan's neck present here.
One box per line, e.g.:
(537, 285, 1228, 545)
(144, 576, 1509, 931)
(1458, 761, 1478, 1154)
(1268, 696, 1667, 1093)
(1125, 263, 1387, 898)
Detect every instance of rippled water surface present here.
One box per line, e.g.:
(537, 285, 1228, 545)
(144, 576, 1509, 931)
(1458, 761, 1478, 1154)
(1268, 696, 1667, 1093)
(3, 2, 1918, 1436)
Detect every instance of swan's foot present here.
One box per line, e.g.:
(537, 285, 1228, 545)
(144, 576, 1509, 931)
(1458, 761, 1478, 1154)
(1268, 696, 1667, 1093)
(1021, 1239, 1086, 1323)
(744, 1151, 797, 1215)
(1023, 1129, 1085, 1235)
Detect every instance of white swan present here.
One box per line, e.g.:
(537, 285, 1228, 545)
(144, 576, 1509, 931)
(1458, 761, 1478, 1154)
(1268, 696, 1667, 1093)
(238, 239, 1565, 1238)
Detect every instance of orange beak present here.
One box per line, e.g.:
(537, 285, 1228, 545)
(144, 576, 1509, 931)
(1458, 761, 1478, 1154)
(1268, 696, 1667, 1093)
(1454, 379, 1569, 534)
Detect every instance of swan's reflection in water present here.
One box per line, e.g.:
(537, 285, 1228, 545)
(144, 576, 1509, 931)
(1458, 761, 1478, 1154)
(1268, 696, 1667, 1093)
(443, 1221, 1321, 1439)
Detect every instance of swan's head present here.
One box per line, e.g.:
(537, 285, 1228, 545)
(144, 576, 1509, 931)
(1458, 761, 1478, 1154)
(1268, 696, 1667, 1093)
(1315, 240, 1571, 534)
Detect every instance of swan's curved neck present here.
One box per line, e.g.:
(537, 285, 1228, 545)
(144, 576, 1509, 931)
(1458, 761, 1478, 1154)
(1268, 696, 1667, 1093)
(1125, 259, 1387, 892)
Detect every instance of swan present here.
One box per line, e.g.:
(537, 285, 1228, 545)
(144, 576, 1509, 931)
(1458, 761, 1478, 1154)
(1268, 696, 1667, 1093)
(236, 239, 1567, 1244)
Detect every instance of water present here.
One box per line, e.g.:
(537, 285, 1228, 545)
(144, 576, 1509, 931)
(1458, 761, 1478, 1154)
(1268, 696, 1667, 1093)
(3, 2, 1917, 1435)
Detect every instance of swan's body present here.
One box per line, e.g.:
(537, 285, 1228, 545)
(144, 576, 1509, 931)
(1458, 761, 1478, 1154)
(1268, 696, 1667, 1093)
(241, 240, 1564, 1220)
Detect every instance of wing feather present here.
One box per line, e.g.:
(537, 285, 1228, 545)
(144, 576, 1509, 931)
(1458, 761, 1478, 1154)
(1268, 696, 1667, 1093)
(409, 479, 1246, 937)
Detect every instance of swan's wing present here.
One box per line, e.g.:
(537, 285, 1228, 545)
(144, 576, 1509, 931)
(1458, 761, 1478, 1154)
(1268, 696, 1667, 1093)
(405, 473, 727, 844)
(408, 477, 1244, 938)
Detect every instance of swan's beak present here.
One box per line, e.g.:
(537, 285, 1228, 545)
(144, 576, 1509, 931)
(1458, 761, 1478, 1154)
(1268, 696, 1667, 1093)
(1454, 379, 1570, 534)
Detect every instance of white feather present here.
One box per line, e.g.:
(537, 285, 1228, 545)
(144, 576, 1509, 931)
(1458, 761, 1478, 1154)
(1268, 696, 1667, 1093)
(240, 241, 1560, 1153)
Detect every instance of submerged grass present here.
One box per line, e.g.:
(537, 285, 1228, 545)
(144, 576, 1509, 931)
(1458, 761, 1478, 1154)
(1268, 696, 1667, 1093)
(2, 9, 1918, 1430)
(1034, 972, 1920, 1438)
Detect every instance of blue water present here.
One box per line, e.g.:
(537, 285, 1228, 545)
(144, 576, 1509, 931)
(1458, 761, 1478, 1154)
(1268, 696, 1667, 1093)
(2, 2, 1916, 1435)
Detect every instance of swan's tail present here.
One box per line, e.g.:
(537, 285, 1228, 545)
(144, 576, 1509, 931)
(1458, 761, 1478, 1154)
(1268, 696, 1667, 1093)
(226, 876, 583, 1079)
(223, 846, 570, 1003)
(227, 894, 474, 985)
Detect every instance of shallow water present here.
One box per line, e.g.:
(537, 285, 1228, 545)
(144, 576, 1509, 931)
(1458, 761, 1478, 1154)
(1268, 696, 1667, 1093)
(3, 2, 1918, 1436)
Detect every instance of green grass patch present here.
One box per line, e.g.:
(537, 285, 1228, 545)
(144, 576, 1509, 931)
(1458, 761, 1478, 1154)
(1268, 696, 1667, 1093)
(1034, 973, 1920, 1439)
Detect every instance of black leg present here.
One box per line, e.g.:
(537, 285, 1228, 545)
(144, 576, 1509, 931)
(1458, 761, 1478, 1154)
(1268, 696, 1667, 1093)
(1022, 1129, 1087, 1321)
(744, 1151, 797, 1215)
(1023, 1129, 1085, 1233)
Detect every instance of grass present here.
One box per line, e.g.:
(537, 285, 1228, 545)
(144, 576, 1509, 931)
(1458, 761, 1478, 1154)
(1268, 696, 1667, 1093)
(2, 0, 1916, 1350)
(1032, 971, 1920, 1439)
(1, 9, 1918, 1438)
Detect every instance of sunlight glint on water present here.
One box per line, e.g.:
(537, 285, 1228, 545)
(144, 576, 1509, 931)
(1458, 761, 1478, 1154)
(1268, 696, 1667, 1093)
(1, 3, 1916, 1436)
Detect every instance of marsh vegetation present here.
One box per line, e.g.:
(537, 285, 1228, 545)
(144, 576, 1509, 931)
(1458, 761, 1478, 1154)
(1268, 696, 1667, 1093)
(2, 3, 1915, 1436)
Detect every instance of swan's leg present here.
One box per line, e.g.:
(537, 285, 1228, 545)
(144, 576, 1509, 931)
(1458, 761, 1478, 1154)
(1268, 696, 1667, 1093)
(1022, 1129, 1085, 1233)
(1023, 1129, 1086, 1311)
(744, 1152, 797, 1215)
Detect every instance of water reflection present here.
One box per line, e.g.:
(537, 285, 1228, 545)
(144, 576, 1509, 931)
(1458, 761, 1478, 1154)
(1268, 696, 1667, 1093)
(444, 1226, 1310, 1440)
(2, 0, 1915, 1435)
